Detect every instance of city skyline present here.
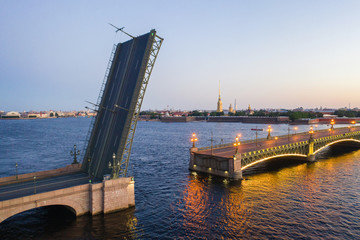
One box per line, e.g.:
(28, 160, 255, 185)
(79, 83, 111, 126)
(1, 1, 360, 112)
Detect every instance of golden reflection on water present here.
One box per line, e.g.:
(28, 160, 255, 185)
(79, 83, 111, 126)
(181, 149, 360, 237)
(181, 174, 211, 234)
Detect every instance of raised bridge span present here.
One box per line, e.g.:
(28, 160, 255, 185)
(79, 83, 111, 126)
(190, 126, 360, 179)
(0, 30, 163, 223)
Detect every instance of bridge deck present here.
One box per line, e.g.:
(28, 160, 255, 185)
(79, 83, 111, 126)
(196, 126, 360, 159)
(0, 171, 92, 201)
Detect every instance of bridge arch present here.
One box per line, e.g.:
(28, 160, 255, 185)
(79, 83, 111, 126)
(0, 197, 84, 224)
(1, 203, 78, 224)
(314, 138, 360, 155)
(241, 154, 307, 171)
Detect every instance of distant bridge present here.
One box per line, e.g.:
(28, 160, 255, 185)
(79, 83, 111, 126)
(190, 126, 360, 179)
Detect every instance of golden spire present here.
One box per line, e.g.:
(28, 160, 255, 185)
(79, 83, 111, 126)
(217, 81, 223, 112)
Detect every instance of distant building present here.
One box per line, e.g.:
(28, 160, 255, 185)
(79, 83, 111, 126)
(2, 111, 21, 118)
(246, 104, 254, 115)
(229, 104, 235, 114)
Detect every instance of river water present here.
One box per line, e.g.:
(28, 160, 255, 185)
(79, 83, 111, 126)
(0, 118, 359, 239)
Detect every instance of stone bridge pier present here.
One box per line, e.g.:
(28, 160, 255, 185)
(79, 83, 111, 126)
(0, 177, 134, 223)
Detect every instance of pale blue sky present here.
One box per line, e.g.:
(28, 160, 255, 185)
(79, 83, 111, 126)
(1, 0, 360, 111)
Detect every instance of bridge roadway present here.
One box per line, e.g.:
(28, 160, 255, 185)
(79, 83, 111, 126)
(0, 171, 92, 202)
(197, 126, 360, 158)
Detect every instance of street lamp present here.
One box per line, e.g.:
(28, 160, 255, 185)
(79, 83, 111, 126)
(294, 126, 298, 135)
(233, 134, 241, 154)
(309, 126, 314, 140)
(328, 128, 331, 137)
(267, 125, 272, 140)
(190, 133, 198, 148)
(330, 119, 335, 131)
(108, 153, 120, 179)
(70, 144, 80, 164)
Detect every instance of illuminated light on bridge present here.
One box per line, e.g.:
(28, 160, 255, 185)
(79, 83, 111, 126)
(267, 125, 272, 140)
(309, 126, 314, 139)
(294, 126, 298, 135)
(233, 134, 241, 153)
(191, 133, 198, 148)
(313, 138, 360, 155)
(330, 119, 335, 131)
(241, 154, 308, 171)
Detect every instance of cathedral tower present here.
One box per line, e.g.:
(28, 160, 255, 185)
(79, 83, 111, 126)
(217, 81, 223, 112)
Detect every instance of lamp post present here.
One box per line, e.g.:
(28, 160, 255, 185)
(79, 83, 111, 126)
(267, 125, 272, 140)
(108, 153, 120, 179)
(190, 133, 198, 148)
(330, 119, 335, 131)
(70, 144, 80, 164)
(309, 126, 314, 141)
(33, 176, 37, 194)
(328, 128, 331, 137)
(15, 162, 18, 181)
(233, 134, 241, 154)
(294, 126, 298, 135)
(351, 120, 356, 131)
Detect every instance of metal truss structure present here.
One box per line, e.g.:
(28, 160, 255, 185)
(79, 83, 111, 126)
(118, 34, 163, 177)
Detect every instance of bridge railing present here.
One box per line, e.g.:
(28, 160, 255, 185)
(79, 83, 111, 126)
(196, 126, 357, 151)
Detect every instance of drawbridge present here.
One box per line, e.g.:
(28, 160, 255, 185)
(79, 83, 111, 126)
(82, 29, 163, 179)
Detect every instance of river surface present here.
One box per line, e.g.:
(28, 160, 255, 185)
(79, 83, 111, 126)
(0, 118, 359, 239)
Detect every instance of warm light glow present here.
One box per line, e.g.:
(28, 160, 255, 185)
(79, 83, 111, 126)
(294, 127, 298, 130)
(194, 164, 197, 168)
(190, 133, 198, 143)
(313, 138, 360, 154)
(309, 126, 314, 134)
(241, 154, 307, 170)
(208, 168, 212, 171)
(274, 137, 278, 140)
(224, 171, 228, 174)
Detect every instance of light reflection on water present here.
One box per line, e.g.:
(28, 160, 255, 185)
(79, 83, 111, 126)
(0, 119, 360, 239)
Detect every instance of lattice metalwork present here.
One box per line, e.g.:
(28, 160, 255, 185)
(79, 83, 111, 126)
(118, 34, 163, 177)
(81, 45, 117, 162)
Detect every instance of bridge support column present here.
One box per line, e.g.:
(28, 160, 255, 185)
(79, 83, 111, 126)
(189, 147, 198, 170)
(229, 153, 242, 180)
(307, 138, 316, 162)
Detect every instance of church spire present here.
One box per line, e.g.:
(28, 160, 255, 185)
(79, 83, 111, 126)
(217, 81, 223, 112)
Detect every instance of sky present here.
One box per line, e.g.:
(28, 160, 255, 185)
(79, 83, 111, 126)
(1, 0, 360, 112)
